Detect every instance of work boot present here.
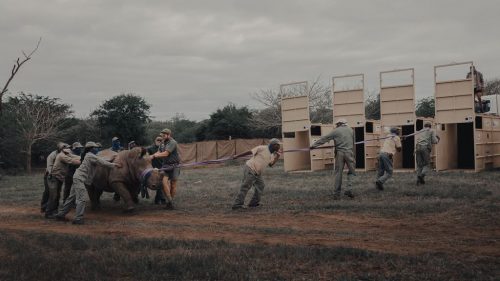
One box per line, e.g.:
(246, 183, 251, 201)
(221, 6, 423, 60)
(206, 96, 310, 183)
(419, 176, 425, 185)
(165, 202, 175, 210)
(113, 193, 120, 202)
(45, 213, 56, 219)
(232, 204, 246, 210)
(248, 202, 261, 208)
(375, 181, 384, 191)
(344, 190, 355, 199)
(123, 207, 135, 214)
(55, 215, 69, 222)
(72, 219, 84, 225)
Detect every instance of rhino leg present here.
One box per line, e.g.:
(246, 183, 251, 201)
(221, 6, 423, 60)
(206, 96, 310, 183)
(88, 185, 102, 211)
(112, 182, 135, 212)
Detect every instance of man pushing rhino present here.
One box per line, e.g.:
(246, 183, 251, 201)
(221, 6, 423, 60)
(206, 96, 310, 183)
(151, 128, 181, 210)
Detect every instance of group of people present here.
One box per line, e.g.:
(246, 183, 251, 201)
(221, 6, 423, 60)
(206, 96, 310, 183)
(42, 141, 119, 224)
(307, 118, 440, 200)
(41, 128, 183, 224)
(40, 120, 440, 221)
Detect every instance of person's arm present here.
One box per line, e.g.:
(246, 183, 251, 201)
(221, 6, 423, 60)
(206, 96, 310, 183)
(310, 130, 336, 149)
(268, 152, 281, 167)
(93, 154, 121, 168)
(395, 136, 402, 152)
(233, 150, 253, 159)
(431, 130, 440, 144)
(152, 141, 176, 159)
(152, 150, 170, 159)
(60, 153, 81, 166)
(46, 151, 56, 174)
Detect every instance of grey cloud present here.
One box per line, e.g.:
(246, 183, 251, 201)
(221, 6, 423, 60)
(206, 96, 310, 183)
(1, 0, 499, 121)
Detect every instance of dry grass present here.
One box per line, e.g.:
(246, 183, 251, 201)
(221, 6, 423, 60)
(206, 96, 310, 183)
(0, 162, 499, 280)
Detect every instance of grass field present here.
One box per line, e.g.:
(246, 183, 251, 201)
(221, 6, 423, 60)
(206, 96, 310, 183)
(0, 162, 499, 280)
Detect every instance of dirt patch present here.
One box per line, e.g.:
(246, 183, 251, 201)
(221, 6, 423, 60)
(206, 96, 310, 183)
(0, 205, 498, 257)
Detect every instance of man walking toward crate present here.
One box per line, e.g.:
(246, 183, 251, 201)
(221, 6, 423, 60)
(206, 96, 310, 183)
(415, 122, 440, 185)
(375, 127, 402, 191)
(310, 118, 356, 199)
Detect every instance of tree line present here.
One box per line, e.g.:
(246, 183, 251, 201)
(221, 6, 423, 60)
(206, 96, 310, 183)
(1, 79, 499, 173)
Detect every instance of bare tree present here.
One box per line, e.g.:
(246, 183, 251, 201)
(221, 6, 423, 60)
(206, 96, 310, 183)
(251, 76, 332, 132)
(0, 37, 41, 115)
(3, 93, 71, 173)
(365, 91, 380, 120)
(484, 78, 500, 96)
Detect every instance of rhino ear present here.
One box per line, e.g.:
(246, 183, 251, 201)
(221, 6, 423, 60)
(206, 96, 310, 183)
(128, 147, 142, 159)
(140, 147, 147, 158)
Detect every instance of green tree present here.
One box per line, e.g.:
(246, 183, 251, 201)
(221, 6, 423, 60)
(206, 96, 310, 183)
(416, 97, 435, 118)
(145, 114, 200, 144)
(91, 93, 151, 146)
(202, 103, 253, 140)
(0, 93, 72, 173)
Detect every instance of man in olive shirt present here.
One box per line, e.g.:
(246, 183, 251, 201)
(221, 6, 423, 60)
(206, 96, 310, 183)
(310, 118, 356, 199)
(415, 122, 440, 185)
(375, 127, 402, 191)
(232, 138, 281, 210)
(152, 129, 181, 210)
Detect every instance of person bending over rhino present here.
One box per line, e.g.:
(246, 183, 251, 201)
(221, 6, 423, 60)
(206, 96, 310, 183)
(53, 142, 120, 224)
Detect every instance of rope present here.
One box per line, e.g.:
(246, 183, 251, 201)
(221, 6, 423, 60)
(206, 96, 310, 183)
(153, 128, 431, 169)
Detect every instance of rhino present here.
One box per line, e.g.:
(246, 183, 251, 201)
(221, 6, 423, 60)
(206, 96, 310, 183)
(88, 147, 161, 212)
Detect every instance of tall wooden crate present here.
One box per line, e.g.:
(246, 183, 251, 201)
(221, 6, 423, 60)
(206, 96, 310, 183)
(379, 68, 416, 170)
(434, 62, 500, 172)
(332, 74, 380, 171)
(281, 81, 335, 172)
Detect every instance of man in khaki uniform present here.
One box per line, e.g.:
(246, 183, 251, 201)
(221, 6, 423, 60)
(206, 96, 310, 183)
(45, 143, 81, 218)
(63, 142, 83, 203)
(310, 118, 356, 199)
(375, 127, 402, 190)
(231, 138, 281, 210)
(41, 143, 63, 213)
(415, 122, 440, 185)
(54, 142, 119, 224)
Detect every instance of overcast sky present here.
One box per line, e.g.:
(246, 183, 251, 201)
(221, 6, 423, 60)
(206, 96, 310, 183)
(1, 0, 499, 121)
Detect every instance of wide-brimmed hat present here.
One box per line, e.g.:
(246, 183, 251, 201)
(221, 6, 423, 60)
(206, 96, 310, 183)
(160, 128, 171, 134)
(85, 141, 98, 148)
(335, 118, 348, 125)
(390, 127, 400, 134)
(72, 142, 83, 149)
(269, 138, 280, 145)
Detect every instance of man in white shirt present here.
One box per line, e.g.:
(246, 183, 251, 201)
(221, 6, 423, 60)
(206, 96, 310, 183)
(375, 127, 402, 191)
(231, 138, 281, 210)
